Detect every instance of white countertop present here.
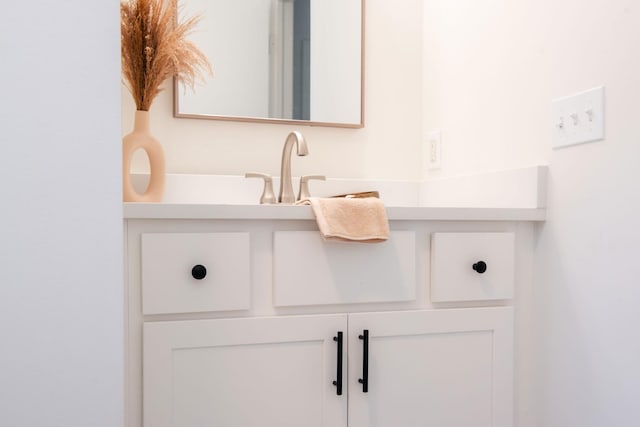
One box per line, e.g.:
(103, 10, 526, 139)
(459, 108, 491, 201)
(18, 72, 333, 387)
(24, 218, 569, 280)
(123, 203, 546, 221)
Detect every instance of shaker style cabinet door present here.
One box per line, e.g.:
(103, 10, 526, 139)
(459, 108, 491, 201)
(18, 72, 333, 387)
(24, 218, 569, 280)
(143, 315, 348, 427)
(348, 308, 513, 427)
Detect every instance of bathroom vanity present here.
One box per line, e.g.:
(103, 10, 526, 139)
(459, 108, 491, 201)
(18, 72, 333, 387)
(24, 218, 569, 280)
(124, 203, 544, 427)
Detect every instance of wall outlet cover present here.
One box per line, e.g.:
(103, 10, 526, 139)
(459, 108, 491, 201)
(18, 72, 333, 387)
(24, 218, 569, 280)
(427, 131, 442, 170)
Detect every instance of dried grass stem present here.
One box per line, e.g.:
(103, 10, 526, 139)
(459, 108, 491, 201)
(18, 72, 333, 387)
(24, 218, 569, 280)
(121, 0, 211, 111)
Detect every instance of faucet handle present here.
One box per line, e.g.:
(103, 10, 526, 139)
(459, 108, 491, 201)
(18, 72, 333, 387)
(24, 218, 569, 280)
(298, 175, 326, 201)
(245, 172, 276, 204)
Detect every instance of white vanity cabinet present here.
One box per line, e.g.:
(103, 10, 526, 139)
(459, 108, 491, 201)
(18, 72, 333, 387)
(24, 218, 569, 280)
(142, 308, 511, 427)
(124, 204, 542, 427)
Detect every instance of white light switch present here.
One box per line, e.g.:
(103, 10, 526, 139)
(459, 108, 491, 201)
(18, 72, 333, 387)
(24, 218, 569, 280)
(551, 86, 604, 149)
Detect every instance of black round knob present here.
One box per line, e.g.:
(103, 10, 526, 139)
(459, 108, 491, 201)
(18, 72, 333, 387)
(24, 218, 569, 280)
(472, 261, 487, 274)
(191, 264, 207, 280)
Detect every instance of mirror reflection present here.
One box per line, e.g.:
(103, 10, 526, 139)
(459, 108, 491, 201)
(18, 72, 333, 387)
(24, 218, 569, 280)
(175, 0, 364, 128)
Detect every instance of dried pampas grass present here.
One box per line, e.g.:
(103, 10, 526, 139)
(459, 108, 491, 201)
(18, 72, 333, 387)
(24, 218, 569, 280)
(121, 0, 212, 111)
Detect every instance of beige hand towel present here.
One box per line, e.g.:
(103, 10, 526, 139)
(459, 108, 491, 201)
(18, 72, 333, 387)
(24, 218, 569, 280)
(298, 197, 390, 243)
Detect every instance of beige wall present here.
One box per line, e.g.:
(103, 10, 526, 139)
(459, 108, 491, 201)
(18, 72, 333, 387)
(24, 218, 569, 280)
(422, 0, 550, 178)
(123, 0, 424, 181)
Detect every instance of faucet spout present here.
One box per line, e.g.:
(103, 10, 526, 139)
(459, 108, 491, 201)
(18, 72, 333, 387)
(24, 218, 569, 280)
(278, 131, 308, 204)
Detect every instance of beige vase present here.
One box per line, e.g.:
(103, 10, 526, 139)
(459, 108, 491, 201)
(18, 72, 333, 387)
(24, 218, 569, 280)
(122, 110, 166, 202)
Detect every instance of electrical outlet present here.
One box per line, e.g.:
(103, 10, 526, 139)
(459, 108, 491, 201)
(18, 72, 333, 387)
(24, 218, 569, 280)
(427, 131, 442, 170)
(552, 86, 605, 149)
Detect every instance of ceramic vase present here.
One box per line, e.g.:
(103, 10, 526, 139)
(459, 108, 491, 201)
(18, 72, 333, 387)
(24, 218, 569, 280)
(122, 110, 166, 202)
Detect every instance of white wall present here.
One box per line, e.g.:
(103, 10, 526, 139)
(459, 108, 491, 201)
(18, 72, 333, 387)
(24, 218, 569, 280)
(424, 1, 640, 426)
(0, 2, 123, 427)
(123, 0, 424, 181)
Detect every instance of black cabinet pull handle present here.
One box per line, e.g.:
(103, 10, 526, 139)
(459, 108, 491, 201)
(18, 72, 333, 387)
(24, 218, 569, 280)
(358, 329, 369, 393)
(332, 332, 343, 396)
(191, 264, 207, 280)
(472, 261, 487, 274)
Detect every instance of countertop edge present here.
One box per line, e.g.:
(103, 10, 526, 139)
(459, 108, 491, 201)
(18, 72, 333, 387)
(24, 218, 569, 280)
(123, 203, 546, 222)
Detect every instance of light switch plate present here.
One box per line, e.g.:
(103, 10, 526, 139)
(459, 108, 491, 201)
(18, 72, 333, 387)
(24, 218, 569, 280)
(552, 86, 605, 149)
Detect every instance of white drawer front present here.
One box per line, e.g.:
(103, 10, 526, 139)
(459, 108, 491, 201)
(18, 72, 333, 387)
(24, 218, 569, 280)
(431, 232, 514, 302)
(273, 231, 416, 307)
(141, 233, 250, 314)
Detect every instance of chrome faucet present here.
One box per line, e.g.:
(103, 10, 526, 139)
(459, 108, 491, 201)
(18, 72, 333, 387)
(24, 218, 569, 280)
(278, 131, 309, 203)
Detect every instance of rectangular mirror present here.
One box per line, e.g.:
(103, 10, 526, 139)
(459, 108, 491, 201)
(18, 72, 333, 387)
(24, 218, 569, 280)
(175, 0, 364, 128)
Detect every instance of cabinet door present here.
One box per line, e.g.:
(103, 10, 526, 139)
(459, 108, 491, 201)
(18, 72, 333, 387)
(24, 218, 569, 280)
(144, 315, 348, 427)
(348, 308, 513, 427)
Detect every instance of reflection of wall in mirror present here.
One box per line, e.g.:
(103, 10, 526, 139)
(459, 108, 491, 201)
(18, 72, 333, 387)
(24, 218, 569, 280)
(182, 0, 271, 117)
(311, 0, 361, 124)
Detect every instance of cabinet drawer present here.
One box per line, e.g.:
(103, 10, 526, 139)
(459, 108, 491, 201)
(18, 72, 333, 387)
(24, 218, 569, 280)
(430, 232, 514, 302)
(273, 231, 416, 306)
(141, 233, 250, 314)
